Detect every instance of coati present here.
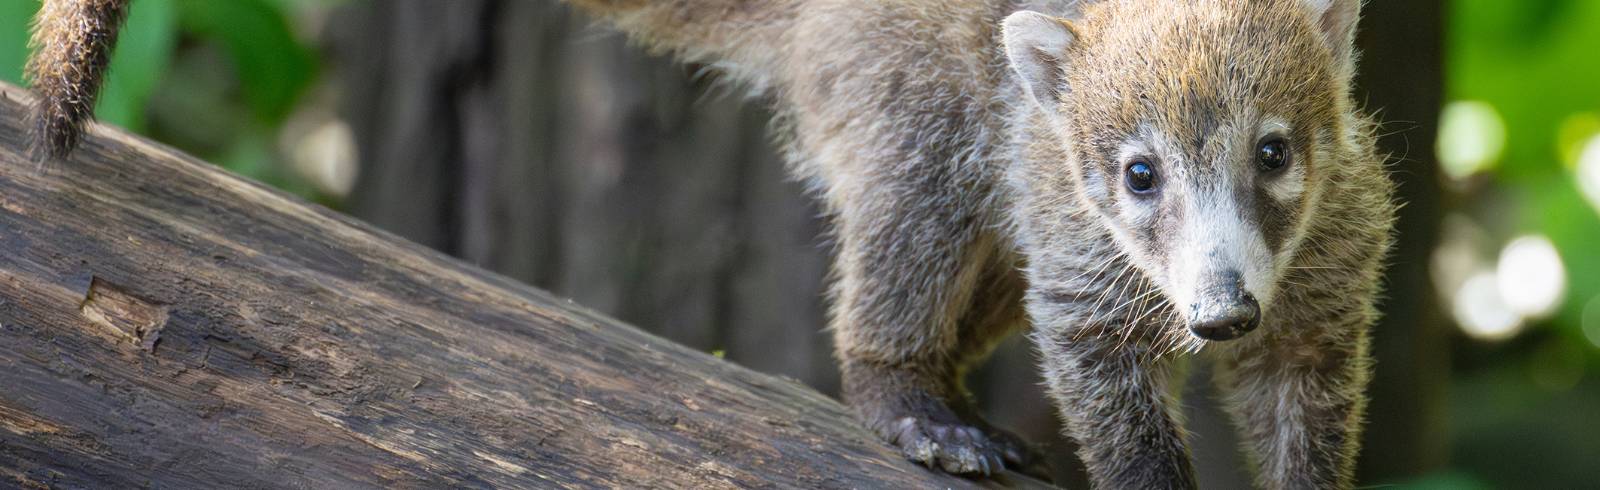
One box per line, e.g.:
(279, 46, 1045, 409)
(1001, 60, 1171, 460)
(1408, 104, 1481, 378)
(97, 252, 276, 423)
(27, 0, 1396, 487)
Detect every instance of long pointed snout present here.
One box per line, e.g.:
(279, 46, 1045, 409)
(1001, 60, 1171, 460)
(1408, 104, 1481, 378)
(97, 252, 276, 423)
(1188, 270, 1260, 341)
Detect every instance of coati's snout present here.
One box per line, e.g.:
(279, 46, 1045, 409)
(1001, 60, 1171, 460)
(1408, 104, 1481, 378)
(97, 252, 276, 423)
(1167, 206, 1277, 342)
(1188, 270, 1260, 341)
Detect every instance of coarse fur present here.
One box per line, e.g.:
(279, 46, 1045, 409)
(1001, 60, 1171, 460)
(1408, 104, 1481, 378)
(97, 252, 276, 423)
(30, 0, 1397, 487)
(25, 0, 131, 161)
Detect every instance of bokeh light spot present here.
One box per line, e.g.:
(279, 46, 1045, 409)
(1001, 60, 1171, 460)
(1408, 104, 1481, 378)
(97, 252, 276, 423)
(1431, 214, 1489, 301)
(1454, 271, 1522, 341)
(1437, 101, 1507, 180)
(1496, 235, 1566, 319)
(281, 109, 360, 198)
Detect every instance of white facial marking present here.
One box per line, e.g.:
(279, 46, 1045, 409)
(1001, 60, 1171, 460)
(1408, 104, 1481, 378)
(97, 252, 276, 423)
(1183, 182, 1276, 306)
(1170, 122, 1276, 316)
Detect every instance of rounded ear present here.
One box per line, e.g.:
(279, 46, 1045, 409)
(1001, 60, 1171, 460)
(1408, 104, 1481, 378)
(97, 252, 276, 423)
(1300, 0, 1362, 78)
(1002, 11, 1077, 113)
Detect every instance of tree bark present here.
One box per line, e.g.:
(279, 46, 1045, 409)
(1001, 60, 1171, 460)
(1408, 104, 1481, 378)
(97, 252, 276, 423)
(0, 82, 1048, 489)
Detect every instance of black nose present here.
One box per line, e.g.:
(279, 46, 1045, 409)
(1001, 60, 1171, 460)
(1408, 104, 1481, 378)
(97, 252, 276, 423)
(1188, 272, 1261, 341)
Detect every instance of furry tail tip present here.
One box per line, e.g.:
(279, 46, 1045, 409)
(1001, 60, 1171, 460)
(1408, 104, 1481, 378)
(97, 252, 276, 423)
(24, 0, 132, 161)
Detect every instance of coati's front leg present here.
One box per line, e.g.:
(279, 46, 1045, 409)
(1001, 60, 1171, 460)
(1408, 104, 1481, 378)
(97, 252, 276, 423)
(829, 179, 1044, 476)
(1031, 322, 1199, 489)
(1215, 322, 1372, 490)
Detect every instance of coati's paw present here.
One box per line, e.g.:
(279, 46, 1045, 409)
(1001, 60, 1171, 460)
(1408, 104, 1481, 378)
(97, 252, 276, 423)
(979, 424, 1053, 481)
(884, 415, 1005, 476)
(846, 370, 1048, 478)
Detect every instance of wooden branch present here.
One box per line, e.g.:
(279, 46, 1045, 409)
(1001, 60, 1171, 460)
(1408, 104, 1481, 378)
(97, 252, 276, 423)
(0, 82, 1050, 488)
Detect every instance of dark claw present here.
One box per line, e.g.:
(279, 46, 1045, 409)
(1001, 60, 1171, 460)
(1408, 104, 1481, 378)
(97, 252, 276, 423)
(1003, 444, 1026, 465)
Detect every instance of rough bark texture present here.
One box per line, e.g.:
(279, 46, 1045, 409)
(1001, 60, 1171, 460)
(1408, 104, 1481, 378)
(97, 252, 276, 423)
(0, 82, 1052, 489)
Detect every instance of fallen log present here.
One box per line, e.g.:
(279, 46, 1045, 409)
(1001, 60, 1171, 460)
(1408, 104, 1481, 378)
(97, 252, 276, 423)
(0, 82, 1049, 489)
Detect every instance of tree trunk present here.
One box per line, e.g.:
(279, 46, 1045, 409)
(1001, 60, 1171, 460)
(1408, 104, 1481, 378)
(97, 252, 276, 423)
(0, 82, 1049, 489)
(1352, 0, 1449, 481)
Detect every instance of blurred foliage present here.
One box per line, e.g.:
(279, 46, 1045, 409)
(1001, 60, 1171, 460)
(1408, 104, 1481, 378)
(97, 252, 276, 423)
(0, 0, 321, 195)
(2, 0, 1599, 488)
(1447, 0, 1600, 342)
(1419, 0, 1600, 488)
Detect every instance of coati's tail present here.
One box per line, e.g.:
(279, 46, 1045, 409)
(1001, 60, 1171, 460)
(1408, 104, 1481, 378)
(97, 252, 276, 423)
(25, 0, 132, 161)
(563, 0, 798, 92)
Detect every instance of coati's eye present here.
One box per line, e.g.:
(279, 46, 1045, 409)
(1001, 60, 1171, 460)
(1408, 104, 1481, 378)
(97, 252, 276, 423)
(1125, 161, 1157, 194)
(1257, 137, 1289, 171)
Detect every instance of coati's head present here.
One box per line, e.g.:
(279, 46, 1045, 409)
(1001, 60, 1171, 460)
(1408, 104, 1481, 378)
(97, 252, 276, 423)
(1001, 0, 1361, 341)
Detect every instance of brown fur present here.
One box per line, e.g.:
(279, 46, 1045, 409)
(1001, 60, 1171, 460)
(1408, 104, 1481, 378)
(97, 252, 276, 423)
(26, 0, 131, 161)
(30, 0, 1397, 486)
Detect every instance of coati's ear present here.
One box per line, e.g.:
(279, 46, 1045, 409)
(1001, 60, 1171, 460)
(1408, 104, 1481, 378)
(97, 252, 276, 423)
(1002, 11, 1077, 113)
(1299, 0, 1362, 78)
